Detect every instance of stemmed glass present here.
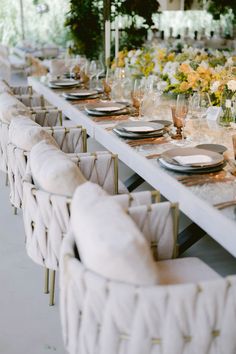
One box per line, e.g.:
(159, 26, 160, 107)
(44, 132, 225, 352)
(171, 94, 189, 142)
(190, 92, 211, 119)
(131, 78, 145, 119)
(103, 68, 114, 100)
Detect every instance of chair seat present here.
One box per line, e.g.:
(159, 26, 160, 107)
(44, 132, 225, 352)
(156, 257, 220, 285)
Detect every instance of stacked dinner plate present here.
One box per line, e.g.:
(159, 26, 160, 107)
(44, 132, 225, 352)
(85, 102, 128, 116)
(113, 121, 165, 139)
(159, 147, 225, 174)
(48, 78, 80, 89)
(62, 89, 99, 100)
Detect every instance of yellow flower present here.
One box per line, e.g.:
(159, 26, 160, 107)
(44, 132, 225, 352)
(167, 52, 175, 61)
(179, 63, 192, 74)
(179, 81, 190, 92)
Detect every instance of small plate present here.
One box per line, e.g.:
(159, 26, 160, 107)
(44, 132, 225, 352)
(195, 144, 227, 155)
(150, 119, 172, 127)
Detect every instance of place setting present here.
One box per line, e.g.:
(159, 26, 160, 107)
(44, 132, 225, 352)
(84, 101, 130, 117)
(111, 121, 170, 147)
(48, 78, 80, 89)
(157, 146, 235, 186)
(62, 89, 100, 100)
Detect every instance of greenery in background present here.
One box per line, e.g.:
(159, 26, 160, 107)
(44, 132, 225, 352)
(65, 0, 102, 59)
(0, 0, 69, 47)
(65, 0, 160, 59)
(206, 0, 236, 23)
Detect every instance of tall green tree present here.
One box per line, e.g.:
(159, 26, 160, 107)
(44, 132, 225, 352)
(65, 0, 160, 59)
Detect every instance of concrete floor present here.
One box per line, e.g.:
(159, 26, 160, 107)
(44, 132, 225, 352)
(0, 172, 66, 354)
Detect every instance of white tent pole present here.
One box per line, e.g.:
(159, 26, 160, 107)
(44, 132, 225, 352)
(19, 0, 25, 40)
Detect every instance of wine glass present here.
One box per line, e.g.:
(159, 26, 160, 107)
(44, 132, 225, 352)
(171, 94, 189, 141)
(190, 92, 211, 119)
(131, 78, 145, 119)
(102, 68, 114, 100)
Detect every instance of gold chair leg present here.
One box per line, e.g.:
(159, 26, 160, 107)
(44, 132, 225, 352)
(49, 270, 56, 306)
(44, 268, 49, 294)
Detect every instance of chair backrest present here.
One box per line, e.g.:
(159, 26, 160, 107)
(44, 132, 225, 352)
(60, 232, 236, 354)
(7, 126, 87, 208)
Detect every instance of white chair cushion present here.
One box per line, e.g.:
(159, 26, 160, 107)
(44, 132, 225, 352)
(0, 80, 11, 94)
(156, 257, 220, 285)
(9, 115, 57, 151)
(30, 140, 86, 197)
(71, 181, 159, 286)
(0, 91, 30, 123)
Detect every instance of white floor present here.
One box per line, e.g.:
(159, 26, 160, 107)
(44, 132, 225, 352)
(0, 172, 66, 354)
(0, 73, 236, 354)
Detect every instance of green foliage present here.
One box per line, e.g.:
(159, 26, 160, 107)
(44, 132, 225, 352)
(65, 0, 102, 59)
(207, 0, 236, 22)
(65, 0, 160, 59)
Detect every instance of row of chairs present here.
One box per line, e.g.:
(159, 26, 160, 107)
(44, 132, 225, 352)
(0, 79, 235, 353)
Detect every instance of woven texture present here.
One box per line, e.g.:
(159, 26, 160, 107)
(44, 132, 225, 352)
(23, 152, 118, 270)
(8, 126, 85, 208)
(60, 233, 236, 354)
(0, 120, 9, 172)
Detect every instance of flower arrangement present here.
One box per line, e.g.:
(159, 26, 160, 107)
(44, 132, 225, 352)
(115, 45, 235, 106)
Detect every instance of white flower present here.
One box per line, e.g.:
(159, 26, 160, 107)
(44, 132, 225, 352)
(227, 80, 236, 92)
(210, 81, 220, 93)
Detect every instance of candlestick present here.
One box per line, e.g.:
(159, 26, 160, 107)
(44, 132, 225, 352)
(115, 18, 119, 65)
(105, 20, 111, 67)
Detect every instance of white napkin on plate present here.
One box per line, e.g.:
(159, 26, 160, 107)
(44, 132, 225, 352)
(124, 126, 154, 132)
(95, 106, 121, 112)
(173, 155, 212, 166)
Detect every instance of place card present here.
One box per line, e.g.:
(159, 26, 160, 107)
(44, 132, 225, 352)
(206, 106, 222, 121)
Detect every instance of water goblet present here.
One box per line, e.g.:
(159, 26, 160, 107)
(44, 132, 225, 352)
(131, 78, 145, 119)
(171, 94, 189, 141)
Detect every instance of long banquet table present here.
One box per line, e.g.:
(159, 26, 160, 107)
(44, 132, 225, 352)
(28, 76, 236, 257)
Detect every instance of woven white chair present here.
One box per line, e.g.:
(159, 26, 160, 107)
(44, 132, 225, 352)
(0, 108, 63, 181)
(22, 148, 128, 305)
(0, 90, 59, 178)
(59, 192, 227, 354)
(7, 123, 87, 210)
(0, 79, 33, 95)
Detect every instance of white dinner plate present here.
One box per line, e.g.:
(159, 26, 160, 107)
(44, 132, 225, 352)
(85, 101, 126, 114)
(116, 121, 164, 134)
(49, 79, 80, 88)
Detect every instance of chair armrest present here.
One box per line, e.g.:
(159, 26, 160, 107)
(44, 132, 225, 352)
(31, 109, 63, 127)
(47, 126, 87, 154)
(22, 179, 71, 269)
(127, 202, 179, 260)
(70, 151, 118, 195)
(11, 85, 33, 95)
(111, 190, 160, 208)
(16, 94, 45, 108)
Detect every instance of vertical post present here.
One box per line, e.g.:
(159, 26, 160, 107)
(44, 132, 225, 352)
(19, 0, 25, 41)
(115, 17, 119, 66)
(104, 0, 111, 68)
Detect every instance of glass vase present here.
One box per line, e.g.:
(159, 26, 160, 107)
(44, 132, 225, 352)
(219, 98, 234, 127)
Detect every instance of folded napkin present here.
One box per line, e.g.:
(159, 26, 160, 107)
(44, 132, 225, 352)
(124, 126, 154, 133)
(95, 106, 121, 112)
(173, 154, 212, 166)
